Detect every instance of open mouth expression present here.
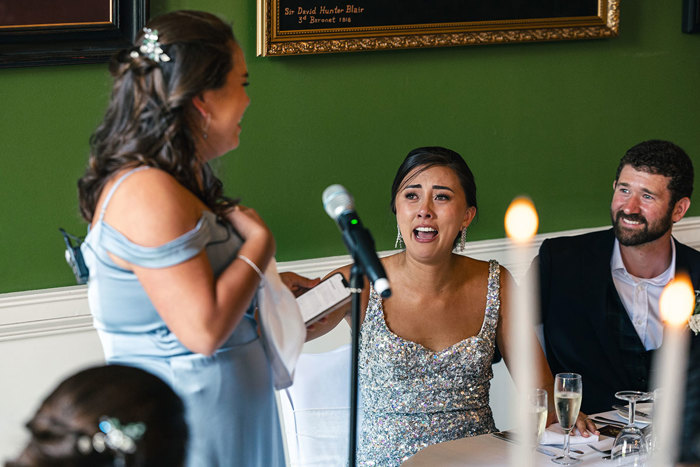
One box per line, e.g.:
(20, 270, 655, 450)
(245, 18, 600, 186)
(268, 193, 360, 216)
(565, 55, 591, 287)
(414, 225, 438, 242)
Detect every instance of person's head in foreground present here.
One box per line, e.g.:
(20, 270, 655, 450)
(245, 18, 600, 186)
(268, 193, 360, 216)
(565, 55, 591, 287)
(6, 365, 187, 467)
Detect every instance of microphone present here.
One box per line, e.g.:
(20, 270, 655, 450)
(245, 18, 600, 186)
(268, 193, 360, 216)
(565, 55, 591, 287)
(322, 185, 391, 298)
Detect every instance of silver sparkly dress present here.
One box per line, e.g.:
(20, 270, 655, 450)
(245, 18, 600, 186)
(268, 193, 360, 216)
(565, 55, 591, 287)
(357, 260, 501, 466)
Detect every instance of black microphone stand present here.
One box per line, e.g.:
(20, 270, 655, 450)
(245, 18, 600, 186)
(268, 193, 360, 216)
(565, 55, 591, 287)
(331, 207, 389, 466)
(347, 262, 363, 467)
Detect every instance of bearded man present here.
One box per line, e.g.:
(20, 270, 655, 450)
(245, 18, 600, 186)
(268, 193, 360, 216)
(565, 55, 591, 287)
(533, 140, 700, 463)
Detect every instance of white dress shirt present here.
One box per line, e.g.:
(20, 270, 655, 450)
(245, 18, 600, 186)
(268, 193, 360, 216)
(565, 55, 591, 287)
(610, 238, 676, 350)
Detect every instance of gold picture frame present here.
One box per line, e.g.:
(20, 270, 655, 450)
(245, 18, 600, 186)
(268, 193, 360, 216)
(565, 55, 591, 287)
(257, 0, 619, 56)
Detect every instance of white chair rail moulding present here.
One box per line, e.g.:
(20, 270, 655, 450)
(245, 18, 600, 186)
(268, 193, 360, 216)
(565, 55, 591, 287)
(5, 217, 700, 341)
(1, 217, 699, 463)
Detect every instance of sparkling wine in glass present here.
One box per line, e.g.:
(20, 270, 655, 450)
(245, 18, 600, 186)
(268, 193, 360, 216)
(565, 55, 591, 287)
(532, 388, 548, 444)
(552, 373, 582, 465)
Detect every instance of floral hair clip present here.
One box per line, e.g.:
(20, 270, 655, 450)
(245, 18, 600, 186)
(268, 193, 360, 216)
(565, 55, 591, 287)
(77, 417, 147, 457)
(130, 27, 171, 63)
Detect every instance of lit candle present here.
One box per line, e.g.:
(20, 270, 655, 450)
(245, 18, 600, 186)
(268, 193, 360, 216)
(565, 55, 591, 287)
(650, 274, 695, 466)
(504, 197, 539, 467)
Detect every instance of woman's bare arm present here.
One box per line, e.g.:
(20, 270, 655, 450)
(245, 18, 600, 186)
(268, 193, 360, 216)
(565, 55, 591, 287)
(99, 169, 274, 355)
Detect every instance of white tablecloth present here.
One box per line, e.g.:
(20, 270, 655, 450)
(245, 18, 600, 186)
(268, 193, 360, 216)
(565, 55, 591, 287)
(401, 410, 630, 466)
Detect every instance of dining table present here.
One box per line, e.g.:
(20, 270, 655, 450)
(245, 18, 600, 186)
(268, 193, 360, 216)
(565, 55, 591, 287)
(401, 409, 644, 466)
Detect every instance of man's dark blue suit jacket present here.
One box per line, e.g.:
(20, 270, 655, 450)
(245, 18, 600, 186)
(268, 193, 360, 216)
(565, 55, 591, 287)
(535, 229, 700, 462)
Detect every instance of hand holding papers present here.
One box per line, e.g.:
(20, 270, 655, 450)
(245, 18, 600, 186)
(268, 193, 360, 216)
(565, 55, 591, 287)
(297, 273, 351, 325)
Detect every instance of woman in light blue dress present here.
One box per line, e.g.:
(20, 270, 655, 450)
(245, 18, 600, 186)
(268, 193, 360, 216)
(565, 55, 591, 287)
(77, 11, 315, 466)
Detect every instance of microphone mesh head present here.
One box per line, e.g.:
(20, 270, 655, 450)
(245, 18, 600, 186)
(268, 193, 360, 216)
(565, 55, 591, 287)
(322, 184, 354, 220)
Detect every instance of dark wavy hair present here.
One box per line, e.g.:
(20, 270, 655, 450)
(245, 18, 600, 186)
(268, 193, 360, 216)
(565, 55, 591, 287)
(78, 10, 238, 222)
(615, 139, 694, 206)
(390, 146, 478, 247)
(5, 365, 187, 467)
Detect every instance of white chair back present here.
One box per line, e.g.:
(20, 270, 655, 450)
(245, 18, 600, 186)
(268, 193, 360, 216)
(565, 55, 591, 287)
(281, 344, 350, 466)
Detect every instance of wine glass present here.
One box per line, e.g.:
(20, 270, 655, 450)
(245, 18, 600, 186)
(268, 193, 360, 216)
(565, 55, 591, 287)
(531, 388, 548, 445)
(552, 373, 582, 465)
(611, 390, 653, 464)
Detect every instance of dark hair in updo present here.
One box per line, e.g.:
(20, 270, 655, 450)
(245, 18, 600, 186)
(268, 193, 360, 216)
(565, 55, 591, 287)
(390, 147, 478, 247)
(390, 146, 478, 213)
(5, 365, 187, 467)
(78, 10, 238, 222)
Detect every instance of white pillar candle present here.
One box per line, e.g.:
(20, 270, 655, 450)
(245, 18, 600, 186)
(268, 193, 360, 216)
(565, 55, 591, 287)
(504, 197, 539, 467)
(650, 274, 695, 467)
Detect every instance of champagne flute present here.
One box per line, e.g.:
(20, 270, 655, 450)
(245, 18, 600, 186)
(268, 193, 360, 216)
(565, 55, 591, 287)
(552, 373, 582, 465)
(532, 388, 548, 444)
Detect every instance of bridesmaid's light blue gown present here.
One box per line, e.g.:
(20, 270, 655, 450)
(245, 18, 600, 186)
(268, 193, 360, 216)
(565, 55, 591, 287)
(81, 167, 285, 467)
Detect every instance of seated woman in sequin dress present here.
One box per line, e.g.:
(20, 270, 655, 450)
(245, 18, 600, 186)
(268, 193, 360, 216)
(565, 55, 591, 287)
(307, 147, 598, 466)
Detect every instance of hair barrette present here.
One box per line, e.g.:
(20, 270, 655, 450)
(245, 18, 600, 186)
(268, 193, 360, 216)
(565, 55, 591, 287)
(130, 27, 171, 63)
(77, 416, 147, 457)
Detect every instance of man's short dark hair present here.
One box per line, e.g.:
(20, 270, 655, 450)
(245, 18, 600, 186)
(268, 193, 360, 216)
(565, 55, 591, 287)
(614, 139, 694, 205)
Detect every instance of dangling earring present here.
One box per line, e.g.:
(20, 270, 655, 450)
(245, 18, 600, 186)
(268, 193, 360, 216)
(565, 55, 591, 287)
(202, 113, 211, 140)
(458, 228, 467, 252)
(395, 224, 404, 249)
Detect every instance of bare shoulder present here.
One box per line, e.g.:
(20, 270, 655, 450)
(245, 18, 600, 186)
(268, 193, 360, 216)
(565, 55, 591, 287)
(99, 167, 206, 246)
(459, 255, 512, 276)
(455, 254, 491, 275)
(323, 263, 353, 281)
(451, 256, 516, 294)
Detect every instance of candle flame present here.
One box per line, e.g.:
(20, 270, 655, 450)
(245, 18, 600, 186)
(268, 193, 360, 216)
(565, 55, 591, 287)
(659, 273, 695, 327)
(504, 197, 538, 244)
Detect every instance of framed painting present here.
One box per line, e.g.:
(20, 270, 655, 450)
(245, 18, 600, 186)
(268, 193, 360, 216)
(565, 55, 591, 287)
(0, 0, 148, 68)
(257, 0, 619, 56)
(684, 0, 700, 33)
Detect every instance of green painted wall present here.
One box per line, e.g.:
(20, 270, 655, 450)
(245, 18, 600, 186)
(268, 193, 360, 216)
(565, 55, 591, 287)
(1, 1, 699, 293)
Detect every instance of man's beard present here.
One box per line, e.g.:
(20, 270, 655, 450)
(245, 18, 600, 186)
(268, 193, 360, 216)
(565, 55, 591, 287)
(611, 208, 673, 246)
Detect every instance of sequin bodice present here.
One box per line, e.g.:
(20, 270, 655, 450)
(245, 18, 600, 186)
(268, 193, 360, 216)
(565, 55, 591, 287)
(357, 260, 501, 466)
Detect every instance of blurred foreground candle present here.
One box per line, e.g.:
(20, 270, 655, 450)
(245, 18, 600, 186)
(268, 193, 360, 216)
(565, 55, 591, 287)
(650, 274, 695, 467)
(504, 197, 539, 467)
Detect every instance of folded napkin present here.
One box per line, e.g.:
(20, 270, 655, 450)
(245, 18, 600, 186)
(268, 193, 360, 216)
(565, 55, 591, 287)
(540, 423, 599, 445)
